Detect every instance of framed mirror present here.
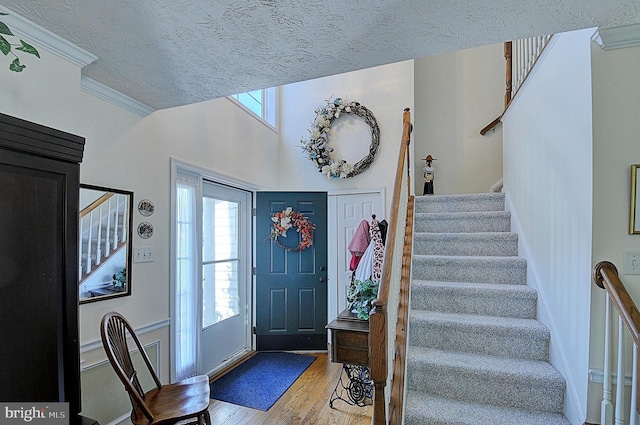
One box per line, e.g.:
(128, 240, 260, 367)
(79, 184, 133, 303)
(631, 165, 640, 234)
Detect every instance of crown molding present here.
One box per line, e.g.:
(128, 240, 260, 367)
(0, 5, 96, 67)
(81, 77, 155, 117)
(593, 23, 640, 50)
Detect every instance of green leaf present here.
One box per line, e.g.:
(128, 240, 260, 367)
(16, 40, 40, 58)
(0, 21, 13, 36)
(9, 57, 25, 72)
(0, 36, 10, 55)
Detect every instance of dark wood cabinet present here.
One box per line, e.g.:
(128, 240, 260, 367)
(326, 309, 370, 366)
(0, 113, 84, 416)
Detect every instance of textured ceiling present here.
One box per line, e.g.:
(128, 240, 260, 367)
(3, 0, 640, 110)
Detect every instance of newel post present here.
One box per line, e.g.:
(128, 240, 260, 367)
(369, 298, 387, 425)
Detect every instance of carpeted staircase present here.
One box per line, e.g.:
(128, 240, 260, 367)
(405, 192, 571, 425)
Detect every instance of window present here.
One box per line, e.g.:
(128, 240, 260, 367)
(202, 196, 240, 327)
(230, 87, 276, 128)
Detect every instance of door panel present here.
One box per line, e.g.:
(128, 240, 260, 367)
(335, 192, 383, 315)
(200, 181, 251, 375)
(256, 191, 327, 351)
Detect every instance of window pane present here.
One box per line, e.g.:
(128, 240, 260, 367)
(202, 260, 239, 328)
(237, 91, 262, 117)
(203, 198, 239, 262)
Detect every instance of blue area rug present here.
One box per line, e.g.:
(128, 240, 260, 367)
(210, 351, 317, 411)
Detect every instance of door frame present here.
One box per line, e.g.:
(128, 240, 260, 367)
(170, 159, 256, 381)
(327, 188, 386, 323)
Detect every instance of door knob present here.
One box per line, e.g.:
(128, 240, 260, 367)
(319, 277, 326, 282)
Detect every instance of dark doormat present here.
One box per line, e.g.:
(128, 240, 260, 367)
(210, 351, 317, 411)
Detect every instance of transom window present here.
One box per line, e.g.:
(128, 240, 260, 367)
(230, 88, 276, 128)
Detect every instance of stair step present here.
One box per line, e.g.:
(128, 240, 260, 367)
(406, 346, 566, 413)
(404, 391, 571, 425)
(413, 232, 518, 256)
(415, 211, 511, 233)
(411, 280, 537, 318)
(414, 192, 505, 213)
(409, 310, 550, 360)
(412, 255, 527, 284)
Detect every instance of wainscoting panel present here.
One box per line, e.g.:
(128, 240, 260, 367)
(80, 342, 159, 425)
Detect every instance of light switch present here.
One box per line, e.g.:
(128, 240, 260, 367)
(623, 250, 640, 275)
(134, 246, 154, 263)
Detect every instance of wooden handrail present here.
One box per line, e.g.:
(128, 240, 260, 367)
(80, 192, 114, 218)
(593, 261, 640, 346)
(593, 261, 640, 414)
(369, 108, 413, 425)
(480, 114, 503, 136)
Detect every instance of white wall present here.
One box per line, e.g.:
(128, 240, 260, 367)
(501, 28, 596, 424)
(0, 39, 279, 424)
(589, 41, 640, 423)
(278, 60, 415, 219)
(413, 43, 504, 195)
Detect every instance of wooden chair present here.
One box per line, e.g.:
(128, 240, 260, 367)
(100, 312, 211, 425)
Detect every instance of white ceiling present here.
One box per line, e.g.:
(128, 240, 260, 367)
(3, 1, 640, 110)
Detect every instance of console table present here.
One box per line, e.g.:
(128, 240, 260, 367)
(326, 309, 373, 407)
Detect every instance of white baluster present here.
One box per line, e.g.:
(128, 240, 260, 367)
(603, 294, 613, 425)
(85, 212, 93, 274)
(615, 316, 626, 425)
(79, 216, 85, 280)
(120, 196, 127, 244)
(631, 344, 638, 425)
(105, 197, 112, 255)
(95, 204, 103, 266)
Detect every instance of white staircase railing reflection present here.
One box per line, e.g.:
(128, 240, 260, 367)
(79, 192, 128, 283)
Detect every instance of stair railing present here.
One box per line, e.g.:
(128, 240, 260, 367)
(593, 261, 640, 425)
(79, 192, 128, 282)
(369, 108, 413, 425)
(480, 34, 553, 135)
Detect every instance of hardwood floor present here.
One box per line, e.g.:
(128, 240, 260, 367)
(208, 353, 372, 425)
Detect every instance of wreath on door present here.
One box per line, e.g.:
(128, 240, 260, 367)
(300, 97, 380, 179)
(266, 207, 316, 252)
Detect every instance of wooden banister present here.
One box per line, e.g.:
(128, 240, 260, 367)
(593, 261, 640, 414)
(594, 261, 640, 346)
(80, 192, 114, 218)
(369, 108, 413, 425)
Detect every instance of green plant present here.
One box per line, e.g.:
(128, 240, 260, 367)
(112, 267, 126, 290)
(0, 13, 40, 72)
(347, 279, 380, 319)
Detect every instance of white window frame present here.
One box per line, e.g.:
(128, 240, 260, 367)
(228, 87, 277, 131)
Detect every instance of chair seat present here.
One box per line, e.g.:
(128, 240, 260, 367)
(132, 375, 211, 425)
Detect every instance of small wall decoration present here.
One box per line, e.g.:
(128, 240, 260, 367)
(301, 97, 380, 179)
(138, 199, 154, 217)
(137, 221, 154, 239)
(266, 207, 315, 252)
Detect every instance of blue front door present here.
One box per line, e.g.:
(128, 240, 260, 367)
(256, 191, 328, 350)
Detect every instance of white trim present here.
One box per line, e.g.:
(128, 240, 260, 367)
(171, 158, 260, 193)
(81, 339, 161, 373)
(589, 369, 633, 387)
(593, 23, 640, 51)
(80, 318, 170, 354)
(226, 93, 277, 134)
(81, 76, 155, 117)
(0, 6, 96, 68)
